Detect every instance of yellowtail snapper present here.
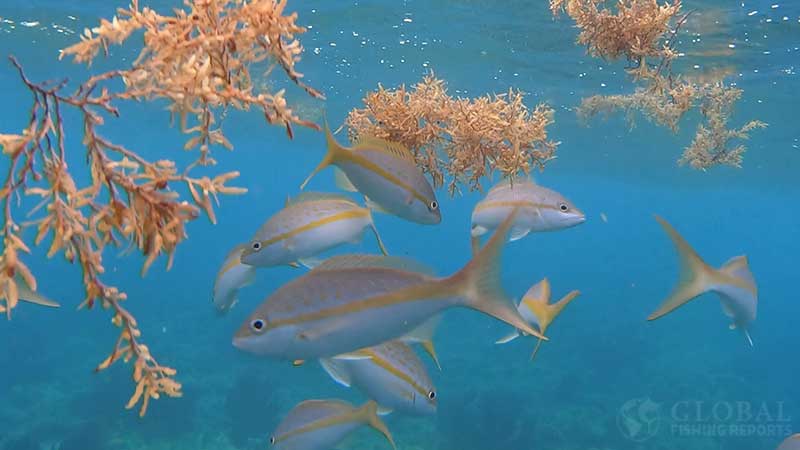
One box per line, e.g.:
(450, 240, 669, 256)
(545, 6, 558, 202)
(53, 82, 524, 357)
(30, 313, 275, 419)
(270, 399, 395, 450)
(241, 192, 388, 269)
(320, 340, 437, 416)
(495, 278, 580, 361)
(649, 215, 758, 346)
(233, 209, 546, 359)
(212, 244, 257, 314)
(300, 119, 441, 225)
(471, 178, 584, 252)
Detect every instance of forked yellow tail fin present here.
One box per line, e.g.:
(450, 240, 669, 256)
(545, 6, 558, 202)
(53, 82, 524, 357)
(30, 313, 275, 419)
(448, 209, 547, 341)
(300, 116, 346, 190)
(649, 215, 714, 321)
(360, 401, 396, 450)
(527, 288, 581, 332)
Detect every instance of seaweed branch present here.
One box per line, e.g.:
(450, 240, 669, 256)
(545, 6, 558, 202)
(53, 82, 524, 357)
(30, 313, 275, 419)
(0, 0, 322, 416)
(345, 73, 558, 195)
(551, 0, 766, 169)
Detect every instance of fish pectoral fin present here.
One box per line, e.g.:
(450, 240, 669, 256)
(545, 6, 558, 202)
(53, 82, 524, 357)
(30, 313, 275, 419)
(364, 196, 391, 214)
(508, 226, 531, 242)
(334, 168, 358, 192)
(288, 261, 301, 269)
(495, 329, 521, 344)
(298, 257, 325, 270)
(729, 323, 737, 330)
(376, 406, 394, 416)
(292, 360, 306, 366)
(296, 322, 342, 342)
(320, 358, 352, 387)
(404, 191, 415, 206)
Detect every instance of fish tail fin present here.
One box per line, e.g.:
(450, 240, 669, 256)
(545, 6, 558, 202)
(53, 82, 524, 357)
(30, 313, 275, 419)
(648, 215, 716, 321)
(529, 338, 544, 362)
(447, 208, 547, 341)
(300, 117, 345, 190)
(360, 401, 396, 450)
(367, 211, 389, 256)
(527, 287, 580, 331)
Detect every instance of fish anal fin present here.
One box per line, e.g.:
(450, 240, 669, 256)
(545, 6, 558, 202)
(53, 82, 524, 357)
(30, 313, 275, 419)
(495, 329, 521, 344)
(376, 406, 394, 416)
(359, 401, 397, 450)
(509, 226, 531, 242)
(320, 358, 352, 387)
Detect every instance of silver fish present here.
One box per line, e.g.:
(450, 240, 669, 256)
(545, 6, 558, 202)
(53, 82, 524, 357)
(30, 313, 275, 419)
(320, 340, 437, 416)
(300, 120, 440, 225)
(233, 209, 546, 360)
(471, 178, 584, 251)
(495, 278, 580, 361)
(212, 244, 256, 314)
(649, 215, 758, 346)
(241, 192, 387, 268)
(270, 399, 395, 450)
(778, 434, 800, 450)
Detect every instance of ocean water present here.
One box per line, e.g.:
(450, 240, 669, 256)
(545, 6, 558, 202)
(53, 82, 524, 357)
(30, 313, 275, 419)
(0, 1, 798, 450)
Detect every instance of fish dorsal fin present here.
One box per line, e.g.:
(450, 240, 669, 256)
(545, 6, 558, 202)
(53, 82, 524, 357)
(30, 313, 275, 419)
(314, 254, 436, 275)
(286, 192, 356, 206)
(352, 135, 416, 163)
(719, 255, 756, 288)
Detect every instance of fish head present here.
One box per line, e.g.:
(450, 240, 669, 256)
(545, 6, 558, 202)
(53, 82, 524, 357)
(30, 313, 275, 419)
(232, 313, 293, 357)
(408, 195, 442, 225)
(240, 239, 280, 266)
(539, 190, 585, 230)
(416, 386, 438, 415)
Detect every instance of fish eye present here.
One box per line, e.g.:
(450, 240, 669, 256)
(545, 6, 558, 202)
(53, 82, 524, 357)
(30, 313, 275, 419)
(428, 390, 436, 400)
(559, 203, 569, 212)
(269, 436, 276, 445)
(251, 241, 262, 251)
(250, 319, 266, 332)
(428, 200, 438, 211)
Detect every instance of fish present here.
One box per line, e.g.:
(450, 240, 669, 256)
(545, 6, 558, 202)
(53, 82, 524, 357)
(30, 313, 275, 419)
(212, 244, 257, 314)
(470, 178, 585, 252)
(778, 434, 800, 450)
(299, 119, 441, 225)
(269, 399, 395, 450)
(0, 274, 60, 314)
(648, 215, 758, 346)
(240, 192, 388, 268)
(495, 278, 580, 361)
(320, 340, 437, 416)
(233, 208, 546, 360)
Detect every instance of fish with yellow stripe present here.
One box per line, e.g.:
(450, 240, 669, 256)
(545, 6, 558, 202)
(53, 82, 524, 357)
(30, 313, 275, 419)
(212, 244, 257, 314)
(269, 399, 395, 450)
(471, 178, 584, 252)
(300, 120, 441, 225)
(648, 215, 758, 346)
(241, 192, 388, 268)
(495, 278, 580, 361)
(320, 340, 437, 416)
(233, 209, 547, 360)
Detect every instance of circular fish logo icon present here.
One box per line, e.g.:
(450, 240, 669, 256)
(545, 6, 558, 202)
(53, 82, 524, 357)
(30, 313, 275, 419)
(617, 397, 662, 442)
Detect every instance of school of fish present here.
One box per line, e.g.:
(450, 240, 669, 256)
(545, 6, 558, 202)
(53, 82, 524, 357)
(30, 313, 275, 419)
(20, 118, 764, 449)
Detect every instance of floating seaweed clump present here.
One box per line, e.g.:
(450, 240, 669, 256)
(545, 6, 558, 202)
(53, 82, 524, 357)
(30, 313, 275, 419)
(345, 73, 558, 194)
(551, 0, 766, 169)
(0, 0, 321, 416)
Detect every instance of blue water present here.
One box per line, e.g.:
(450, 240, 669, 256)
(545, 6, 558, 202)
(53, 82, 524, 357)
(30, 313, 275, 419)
(0, 1, 798, 449)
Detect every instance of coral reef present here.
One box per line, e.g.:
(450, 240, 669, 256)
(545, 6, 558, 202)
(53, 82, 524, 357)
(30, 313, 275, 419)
(345, 73, 558, 194)
(0, 0, 321, 415)
(551, 0, 766, 169)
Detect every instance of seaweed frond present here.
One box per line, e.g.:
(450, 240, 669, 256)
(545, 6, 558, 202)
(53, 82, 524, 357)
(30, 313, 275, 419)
(1, 0, 321, 416)
(345, 73, 558, 195)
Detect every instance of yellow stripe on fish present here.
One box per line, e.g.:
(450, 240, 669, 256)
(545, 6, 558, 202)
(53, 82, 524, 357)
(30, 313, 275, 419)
(255, 208, 371, 249)
(473, 199, 563, 213)
(360, 348, 430, 400)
